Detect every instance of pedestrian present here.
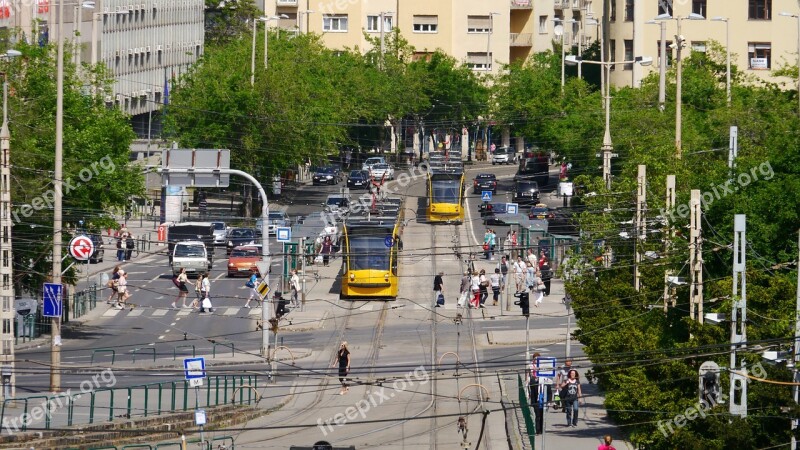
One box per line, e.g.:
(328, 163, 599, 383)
(274, 292, 288, 319)
(483, 230, 492, 260)
(560, 369, 583, 428)
(510, 231, 518, 260)
(478, 269, 488, 308)
(172, 268, 190, 309)
(107, 265, 121, 304)
(497, 256, 509, 291)
(526, 264, 537, 292)
(243, 271, 259, 308)
(470, 271, 481, 308)
(116, 237, 124, 261)
(503, 232, 512, 258)
(598, 435, 616, 450)
(458, 270, 470, 308)
(540, 256, 552, 296)
(198, 196, 208, 219)
(490, 268, 501, 306)
(433, 271, 444, 307)
(320, 236, 333, 267)
(290, 269, 301, 307)
(115, 269, 129, 309)
(488, 229, 497, 261)
(125, 234, 135, 260)
(335, 341, 351, 395)
(526, 248, 538, 270)
(513, 256, 527, 292)
(538, 250, 547, 269)
(529, 352, 549, 435)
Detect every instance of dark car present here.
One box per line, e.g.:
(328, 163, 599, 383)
(226, 228, 258, 255)
(528, 203, 553, 220)
(347, 170, 370, 189)
(312, 167, 340, 185)
(479, 202, 508, 225)
(514, 178, 540, 204)
(88, 233, 104, 264)
(473, 173, 497, 194)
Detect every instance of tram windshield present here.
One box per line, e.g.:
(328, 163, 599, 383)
(348, 232, 391, 271)
(431, 176, 461, 204)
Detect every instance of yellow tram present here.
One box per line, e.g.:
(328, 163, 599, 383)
(426, 154, 465, 224)
(340, 198, 404, 300)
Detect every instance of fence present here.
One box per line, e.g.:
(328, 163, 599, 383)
(0, 375, 262, 433)
(517, 374, 536, 448)
(64, 435, 236, 450)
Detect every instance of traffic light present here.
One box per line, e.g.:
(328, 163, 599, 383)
(514, 291, 530, 317)
(699, 361, 721, 405)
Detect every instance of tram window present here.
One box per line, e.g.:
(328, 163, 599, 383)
(350, 236, 389, 270)
(431, 181, 459, 203)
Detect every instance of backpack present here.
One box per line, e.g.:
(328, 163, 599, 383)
(436, 293, 445, 306)
(172, 276, 181, 288)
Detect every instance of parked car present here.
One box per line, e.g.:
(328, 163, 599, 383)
(312, 167, 340, 185)
(362, 156, 386, 172)
(528, 203, 553, 220)
(227, 245, 262, 277)
(88, 233, 104, 264)
(347, 170, 371, 189)
(226, 228, 258, 255)
(492, 146, 516, 165)
(369, 163, 395, 181)
(211, 221, 227, 246)
(264, 211, 290, 235)
(514, 178, 540, 204)
(473, 173, 498, 194)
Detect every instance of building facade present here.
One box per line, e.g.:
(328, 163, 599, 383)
(0, 0, 204, 117)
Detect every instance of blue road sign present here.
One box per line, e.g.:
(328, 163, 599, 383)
(536, 357, 557, 378)
(276, 227, 291, 242)
(42, 283, 63, 318)
(481, 191, 493, 202)
(506, 203, 519, 215)
(384, 236, 394, 248)
(184, 357, 206, 380)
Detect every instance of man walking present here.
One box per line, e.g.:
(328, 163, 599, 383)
(290, 269, 301, 308)
(433, 271, 444, 307)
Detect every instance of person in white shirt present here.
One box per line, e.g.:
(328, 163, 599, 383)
(470, 271, 481, 308)
(513, 257, 527, 292)
(526, 248, 538, 271)
(490, 268, 502, 306)
(290, 269, 301, 307)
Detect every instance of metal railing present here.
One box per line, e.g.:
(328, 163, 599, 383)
(73, 284, 99, 319)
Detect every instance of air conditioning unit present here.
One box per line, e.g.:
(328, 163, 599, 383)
(156, 44, 163, 52)
(195, 40, 200, 46)
(115, 94, 122, 102)
(104, 95, 113, 103)
(139, 3, 145, 10)
(128, 48, 134, 55)
(165, 43, 172, 50)
(103, 6, 109, 13)
(115, 50, 122, 58)
(146, 46, 152, 53)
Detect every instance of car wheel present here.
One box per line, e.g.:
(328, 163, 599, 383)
(492, 162, 496, 165)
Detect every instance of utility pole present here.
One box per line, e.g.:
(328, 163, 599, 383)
(675, 21, 686, 158)
(689, 190, 703, 323)
(728, 126, 738, 179)
(51, 0, 66, 393)
(792, 231, 800, 450)
(379, 12, 386, 70)
(634, 165, 646, 292)
(663, 175, 676, 312)
(658, 20, 666, 110)
(0, 70, 16, 399)
(730, 214, 747, 417)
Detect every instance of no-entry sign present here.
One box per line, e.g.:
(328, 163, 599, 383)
(69, 235, 94, 261)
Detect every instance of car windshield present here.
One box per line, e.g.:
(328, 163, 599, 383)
(212, 222, 225, 231)
(327, 197, 348, 207)
(231, 247, 260, 257)
(175, 244, 205, 257)
(373, 164, 388, 170)
(229, 229, 255, 238)
(268, 213, 285, 220)
(317, 167, 335, 175)
(517, 182, 538, 190)
(349, 170, 365, 178)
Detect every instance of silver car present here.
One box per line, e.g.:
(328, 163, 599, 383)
(211, 221, 227, 246)
(255, 211, 290, 236)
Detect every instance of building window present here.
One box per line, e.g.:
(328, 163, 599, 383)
(1, 319, 9, 335)
(2, 298, 9, 312)
(610, 39, 616, 71)
(623, 39, 633, 70)
(748, 42, 771, 69)
(691, 41, 706, 52)
(413, 52, 433, 62)
(624, 0, 634, 21)
(467, 52, 492, 71)
(692, 0, 707, 16)
(610, 0, 616, 21)
(539, 15, 548, 34)
(657, 0, 672, 16)
(413, 15, 438, 33)
(2, 340, 9, 355)
(323, 14, 348, 32)
(467, 15, 492, 33)
(657, 40, 673, 67)
(748, 0, 771, 20)
(366, 15, 392, 32)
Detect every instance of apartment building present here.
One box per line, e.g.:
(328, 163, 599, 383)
(606, 0, 798, 88)
(0, 0, 204, 117)
(265, 0, 547, 74)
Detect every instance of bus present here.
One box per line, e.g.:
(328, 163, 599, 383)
(340, 198, 404, 300)
(426, 152, 465, 223)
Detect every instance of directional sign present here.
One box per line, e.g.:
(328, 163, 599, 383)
(384, 236, 394, 248)
(42, 283, 63, 318)
(184, 357, 206, 380)
(505, 203, 519, 215)
(257, 281, 271, 299)
(481, 191, 493, 202)
(276, 227, 291, 242)
(68, 235, 94, 261)
(536, 357, 557, 378)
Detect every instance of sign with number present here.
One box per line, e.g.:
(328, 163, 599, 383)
(42, 283, 63, 318)
(481, 191, 492, 202)
(69, 235, 94, 261)
(184, 357, 206, 380)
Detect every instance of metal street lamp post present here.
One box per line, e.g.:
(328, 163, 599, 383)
(553, 18, 577, 90)
(298, 10, 313, 34)
(711, 17, 731, 106)
(781, 11, 800, 115)
(645, 19, 667, 110)
(263, 14, 288, 69)
(486, 12, 500, 73)
(52, 0, 67, 393)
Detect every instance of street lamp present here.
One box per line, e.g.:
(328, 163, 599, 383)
(654, 12, 705, 159)
(298, 10, 314, 34)
(263, 14, 288, 69)
(711, 17, 731, 106)
(486, 12, 500, 73)
(553, 18, 578, 90)
(781, 11, 800, 115)
(586, 18, 603, 100)
(566, 55, 653, 189)
(250, 16, 269, 86)
(52, 0, 67, 392)
(645, 19, 668, 110)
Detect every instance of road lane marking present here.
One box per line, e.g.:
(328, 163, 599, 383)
(102, 309, 120, 317)
(248, 307, 261, 316)
(171, 322, 177, 326)
(223, 308, 238, 316)
(164, 329, 170, 333)
(150, 275, 161, 282)
(177, 310, 191, 316)
(158, 335, 165, 340)
(128, 309, 143, 317)
(152, 309, 168, 317)
(214, 273, 225, 281)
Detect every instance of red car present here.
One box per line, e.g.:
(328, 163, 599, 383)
(227, 245, 262, 277)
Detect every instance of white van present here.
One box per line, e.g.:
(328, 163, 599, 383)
(172, 241, 210, 276)
(362, 156, 386, 172)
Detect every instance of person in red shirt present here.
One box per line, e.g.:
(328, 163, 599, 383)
(598, 435, 616, 450)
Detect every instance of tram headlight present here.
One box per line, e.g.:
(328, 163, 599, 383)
(384, 273, 390, 281)
(431, 205, 436, 212)
(349, 273, 355, 281)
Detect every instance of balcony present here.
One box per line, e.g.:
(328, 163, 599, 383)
(510, 32, 533, 47)
(276, 0, 297, 6)
(510, 0, 532, 9)
(554, 0, 569, 10)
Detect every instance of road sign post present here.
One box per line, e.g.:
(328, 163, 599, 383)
(505, 203, 519, 215)
(184, 357, 206, 446)
(68, 235, 94, 261)
(42, 283, 63, 320)
(276, 227, 291, 242)
(481, 191, 493, 202)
